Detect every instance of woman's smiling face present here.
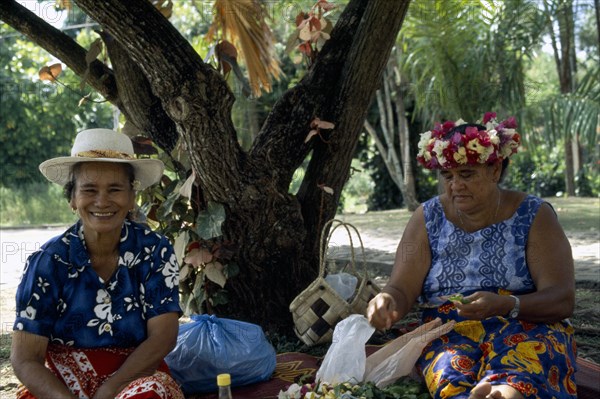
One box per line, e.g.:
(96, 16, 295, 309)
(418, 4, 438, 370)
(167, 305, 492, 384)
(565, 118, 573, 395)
(69, 162, 135, 237)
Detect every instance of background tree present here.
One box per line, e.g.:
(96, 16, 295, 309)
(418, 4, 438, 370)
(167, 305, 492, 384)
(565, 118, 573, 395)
(0, 0, 410, 333)
(542, 0, 599, 196)
(363, 48, 420, 211)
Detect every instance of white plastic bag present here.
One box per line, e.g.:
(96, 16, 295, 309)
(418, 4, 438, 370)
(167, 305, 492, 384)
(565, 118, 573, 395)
(364, 318, 455, 388)
(315, 315, 456, 388)
(315, 314, 375, 384)
(324, 272, 358, 301)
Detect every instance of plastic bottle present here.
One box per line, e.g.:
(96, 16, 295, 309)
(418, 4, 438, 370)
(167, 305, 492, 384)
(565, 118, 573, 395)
(217, 373, 232, 399)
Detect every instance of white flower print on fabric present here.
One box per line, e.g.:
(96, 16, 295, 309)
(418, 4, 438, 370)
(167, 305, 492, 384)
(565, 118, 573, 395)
(87, 289, 120, 336)
(20, 306, 37, 320)
(144, 245, 157, 262)
(139, 283, 151, 320)
(161, 250, 179, 289)
(122, 251, 142, 269)
(160, 297, 174, 306)
(56, 299, 67, 315)
(124, 295, 140, 312)
(36, 276, 50, 293)
(107, 279, 118, 291)
(56, 253, 85, 279)
(51, 337, 75, 346)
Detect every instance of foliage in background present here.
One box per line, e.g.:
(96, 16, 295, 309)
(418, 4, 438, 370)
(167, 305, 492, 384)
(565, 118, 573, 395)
(365, 0, 598, 203)
(400, 0, 546, 124)
(503, 144, 567, 197)
(540, 66, 599, 157)
(0, 23, 113, 188)
(2, 0, 596, 235)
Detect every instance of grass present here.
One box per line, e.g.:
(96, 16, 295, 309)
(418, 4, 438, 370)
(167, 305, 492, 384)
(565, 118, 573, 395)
(337, 196, 599, 233)
(0, 183, 77, 227)
(548, 197, 600, 232)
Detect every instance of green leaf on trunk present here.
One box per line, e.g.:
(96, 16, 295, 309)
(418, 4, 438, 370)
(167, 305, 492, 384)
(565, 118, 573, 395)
(196, 201, 226, 239)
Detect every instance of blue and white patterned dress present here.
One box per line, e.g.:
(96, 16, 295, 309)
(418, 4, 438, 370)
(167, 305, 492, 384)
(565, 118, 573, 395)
(415, 195, 577, 399)
(420, 195, 539, 307)
(14, 219, 181, 348)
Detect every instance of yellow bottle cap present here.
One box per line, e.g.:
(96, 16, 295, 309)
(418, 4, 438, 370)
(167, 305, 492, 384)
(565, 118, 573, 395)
(217, 373, 231, 386)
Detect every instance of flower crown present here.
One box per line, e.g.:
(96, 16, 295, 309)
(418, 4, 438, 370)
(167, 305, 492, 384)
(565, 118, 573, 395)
(416, 112, 520, 170)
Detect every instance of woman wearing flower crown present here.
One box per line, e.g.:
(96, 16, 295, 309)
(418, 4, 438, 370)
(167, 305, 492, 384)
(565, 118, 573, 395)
(11, 129, 184, 399)
(367, 113, 577, 399)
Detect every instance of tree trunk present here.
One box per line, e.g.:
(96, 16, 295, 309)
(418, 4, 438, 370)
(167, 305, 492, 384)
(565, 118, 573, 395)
(2, 0, 411, 332)
(556, 0, 577, 196)
(363, 56, 419, 211)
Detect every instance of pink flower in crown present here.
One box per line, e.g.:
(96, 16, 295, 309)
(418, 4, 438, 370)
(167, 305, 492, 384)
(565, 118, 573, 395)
(431, 123, 444, 138)
(442, 120, 456, 133)
(464, 126, 480, 141)
(442, 144, 457, 167)
(450, 132, 463, 145)
(503, 116, 518, 129)
(483, 112, 497, 124)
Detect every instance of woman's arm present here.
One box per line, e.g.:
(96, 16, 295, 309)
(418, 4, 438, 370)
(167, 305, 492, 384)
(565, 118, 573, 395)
(11, 331, 76, 399)
(92, 312, 180, 399)
(368, 206, 431, 329)
(520, 202, 575, 322)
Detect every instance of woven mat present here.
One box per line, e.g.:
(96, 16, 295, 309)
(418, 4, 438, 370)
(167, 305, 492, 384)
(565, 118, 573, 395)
(187, 350, 599, 399)
(185, 352, 319, 399)
(576, 357, 600, 399)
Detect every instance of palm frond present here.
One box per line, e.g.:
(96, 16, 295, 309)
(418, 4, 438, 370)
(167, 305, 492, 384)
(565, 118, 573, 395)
(539, 66, 600, 149)
(210, 0, 282, 97)
(401, 0, 548, 124)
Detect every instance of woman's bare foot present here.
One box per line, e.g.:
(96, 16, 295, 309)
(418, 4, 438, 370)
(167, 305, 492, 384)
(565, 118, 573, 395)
(469, 382, 523, 399)
(469, 382, 492, 399)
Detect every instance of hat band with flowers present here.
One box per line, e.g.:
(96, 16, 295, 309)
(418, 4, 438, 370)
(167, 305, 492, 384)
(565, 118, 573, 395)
(39, 128, 164, 190)
(416, 112, 521, 170)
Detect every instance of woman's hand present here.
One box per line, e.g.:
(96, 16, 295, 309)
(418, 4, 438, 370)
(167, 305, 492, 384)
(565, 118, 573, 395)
(367, 292, 400, 330)
(92, 379, 122, 399)
(452, 291, 514, 320)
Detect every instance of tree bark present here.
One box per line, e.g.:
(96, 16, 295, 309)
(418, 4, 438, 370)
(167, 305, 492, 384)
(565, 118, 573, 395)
(3, 0, 411, 331)
(556, 0, 577, 196)
(101, 32, 179, 152)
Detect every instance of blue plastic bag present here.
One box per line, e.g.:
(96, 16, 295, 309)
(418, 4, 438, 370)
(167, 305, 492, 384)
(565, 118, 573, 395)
(165, 314, 276, 394)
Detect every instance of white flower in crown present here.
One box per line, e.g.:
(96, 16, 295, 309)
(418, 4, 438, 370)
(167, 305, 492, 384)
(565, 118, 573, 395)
(432, 139, 449, 166)
(488, 129, 500, 145)
(417, 130, 433, 157)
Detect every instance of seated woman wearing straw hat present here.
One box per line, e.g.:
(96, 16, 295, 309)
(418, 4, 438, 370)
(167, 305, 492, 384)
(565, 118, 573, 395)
(11, 129, 184, 399)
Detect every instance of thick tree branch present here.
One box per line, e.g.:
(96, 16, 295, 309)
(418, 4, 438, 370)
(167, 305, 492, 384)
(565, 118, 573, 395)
(248, 0, 370, 190)
(299, 0, 411, 251)
(101, 32, 179, 152)
(0, 0, 119, 105)
(74, 0, 244, 202)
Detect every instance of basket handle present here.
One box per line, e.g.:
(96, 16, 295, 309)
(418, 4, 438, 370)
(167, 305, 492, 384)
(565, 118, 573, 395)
(318, 219, 367, 279)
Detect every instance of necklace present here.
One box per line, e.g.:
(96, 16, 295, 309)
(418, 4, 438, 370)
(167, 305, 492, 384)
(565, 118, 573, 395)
(457, 189, 501, 230)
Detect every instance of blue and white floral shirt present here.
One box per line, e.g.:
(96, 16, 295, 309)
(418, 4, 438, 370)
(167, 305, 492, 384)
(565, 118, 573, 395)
(14, 220, 181, 348)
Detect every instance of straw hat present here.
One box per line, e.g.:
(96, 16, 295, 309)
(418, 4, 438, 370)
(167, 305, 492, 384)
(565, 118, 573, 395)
(39, 128, 164, 190)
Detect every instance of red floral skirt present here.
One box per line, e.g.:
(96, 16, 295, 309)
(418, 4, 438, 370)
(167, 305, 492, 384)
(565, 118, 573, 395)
(16, 344, 184, 399)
